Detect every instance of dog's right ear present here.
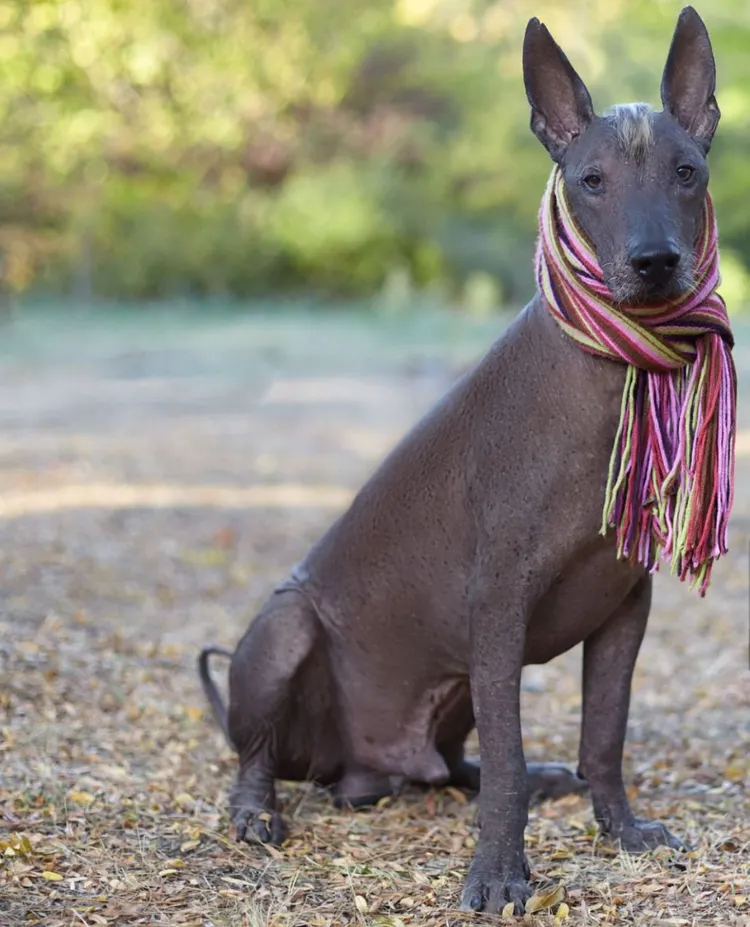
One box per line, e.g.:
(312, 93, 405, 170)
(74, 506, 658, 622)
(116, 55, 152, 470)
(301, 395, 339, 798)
(523, 18, 595, 161)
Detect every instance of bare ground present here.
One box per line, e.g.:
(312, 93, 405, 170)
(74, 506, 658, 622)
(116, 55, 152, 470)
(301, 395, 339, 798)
(1, 305, 749, 927)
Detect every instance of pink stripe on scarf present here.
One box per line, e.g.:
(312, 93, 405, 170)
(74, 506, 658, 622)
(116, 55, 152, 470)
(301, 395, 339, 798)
(536, 167, 737, 595)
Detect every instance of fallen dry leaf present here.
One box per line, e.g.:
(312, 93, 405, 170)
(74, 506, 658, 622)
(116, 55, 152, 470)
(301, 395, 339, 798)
(0, 836, 32, 857)
(526, 883, 566, 914)
(1, 315, 749, 927)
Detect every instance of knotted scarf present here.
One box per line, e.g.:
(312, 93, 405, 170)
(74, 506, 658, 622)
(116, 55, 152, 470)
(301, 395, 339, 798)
(535, 166, 736, 596)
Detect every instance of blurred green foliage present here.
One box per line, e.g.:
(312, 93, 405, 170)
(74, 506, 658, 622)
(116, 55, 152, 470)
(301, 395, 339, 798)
(1, 0, 750, 306)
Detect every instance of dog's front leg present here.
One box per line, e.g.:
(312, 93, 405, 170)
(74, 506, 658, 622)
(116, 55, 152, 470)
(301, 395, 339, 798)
(460, 584, 532, 915)
(578, 576, 688, 852)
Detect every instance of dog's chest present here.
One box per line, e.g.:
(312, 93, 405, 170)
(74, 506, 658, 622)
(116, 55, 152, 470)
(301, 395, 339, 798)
(523, 538, 642, 665)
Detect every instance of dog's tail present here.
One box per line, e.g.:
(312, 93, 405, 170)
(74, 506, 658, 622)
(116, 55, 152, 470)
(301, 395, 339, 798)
(197, 645, 235, 750)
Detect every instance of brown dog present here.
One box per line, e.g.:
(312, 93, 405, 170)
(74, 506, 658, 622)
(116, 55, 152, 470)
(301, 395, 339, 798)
(199, 7, 723, 914)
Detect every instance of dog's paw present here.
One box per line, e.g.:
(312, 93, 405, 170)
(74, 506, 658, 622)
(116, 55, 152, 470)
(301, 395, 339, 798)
(459, 856, 532, 915)
(527, 763, 589, 804)
(332, 792, 389, 810)
(233, 807, 287, 845)
(613, 818, 689, 853)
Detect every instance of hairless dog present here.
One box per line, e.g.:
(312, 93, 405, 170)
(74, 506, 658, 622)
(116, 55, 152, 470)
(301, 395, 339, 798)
(199, 7, 734, 914)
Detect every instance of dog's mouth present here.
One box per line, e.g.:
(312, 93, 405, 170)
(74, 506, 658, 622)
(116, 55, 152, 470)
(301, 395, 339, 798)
(604, 262, 695, 308)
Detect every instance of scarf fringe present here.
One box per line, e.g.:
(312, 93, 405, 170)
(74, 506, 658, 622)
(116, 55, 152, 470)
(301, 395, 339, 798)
(538, 168, 737, 596)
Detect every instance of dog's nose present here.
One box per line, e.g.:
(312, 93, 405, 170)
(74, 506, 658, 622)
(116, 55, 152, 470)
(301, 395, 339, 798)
(629, 244, 681, 284)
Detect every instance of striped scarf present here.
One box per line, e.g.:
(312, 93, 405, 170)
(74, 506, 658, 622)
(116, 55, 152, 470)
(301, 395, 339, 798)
(536, 166, 736, 596)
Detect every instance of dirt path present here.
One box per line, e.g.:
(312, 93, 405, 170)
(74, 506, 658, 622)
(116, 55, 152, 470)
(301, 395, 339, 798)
(1, 307, 748, 926)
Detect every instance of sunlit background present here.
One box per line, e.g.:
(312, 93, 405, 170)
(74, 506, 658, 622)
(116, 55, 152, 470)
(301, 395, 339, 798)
(0, 0, 749, 307)
(1, 3, 749, 925)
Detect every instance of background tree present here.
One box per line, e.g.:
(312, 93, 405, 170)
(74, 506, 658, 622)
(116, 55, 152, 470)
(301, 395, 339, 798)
(0, 0, 748, 306)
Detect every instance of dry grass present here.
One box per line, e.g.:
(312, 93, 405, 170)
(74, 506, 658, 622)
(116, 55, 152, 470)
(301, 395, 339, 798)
(1, 307, 749, 927)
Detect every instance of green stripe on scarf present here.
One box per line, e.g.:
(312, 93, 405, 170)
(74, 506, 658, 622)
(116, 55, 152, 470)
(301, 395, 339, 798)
(536, 167, 736, 596)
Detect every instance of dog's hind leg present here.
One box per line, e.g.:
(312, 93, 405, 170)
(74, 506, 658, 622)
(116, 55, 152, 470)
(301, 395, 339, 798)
(435, 693, 482, 793)
(436, 696, 587, 803)
(526, 763, 588, 804)
(333, 765, 397, 810)
(444, 749, 587, 803)
(227, 589, 327, 845)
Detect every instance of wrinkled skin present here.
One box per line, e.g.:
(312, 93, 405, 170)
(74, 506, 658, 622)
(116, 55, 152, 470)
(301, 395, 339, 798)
(199, 6, 718, 915)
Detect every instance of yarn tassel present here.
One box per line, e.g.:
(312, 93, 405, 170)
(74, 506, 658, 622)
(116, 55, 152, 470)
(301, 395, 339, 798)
(538, 165, 736, 596)
(600, 332, 736, 596)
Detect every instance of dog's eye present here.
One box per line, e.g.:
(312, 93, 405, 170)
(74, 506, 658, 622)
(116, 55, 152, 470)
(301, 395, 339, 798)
(676, 164, 695, 182)
(582, 173, 602, 192)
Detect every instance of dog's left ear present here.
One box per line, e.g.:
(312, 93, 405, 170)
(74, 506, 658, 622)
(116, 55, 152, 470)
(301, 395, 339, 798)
(660, 6, 720, 151)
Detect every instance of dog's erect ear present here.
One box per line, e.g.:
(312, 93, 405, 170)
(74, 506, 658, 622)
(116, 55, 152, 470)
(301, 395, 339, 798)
(660, 6, 720, 151)
(523, 18, 595, 162)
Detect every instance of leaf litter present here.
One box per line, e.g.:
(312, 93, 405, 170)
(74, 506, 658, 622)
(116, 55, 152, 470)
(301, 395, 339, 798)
(1, 318, 750, 926)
